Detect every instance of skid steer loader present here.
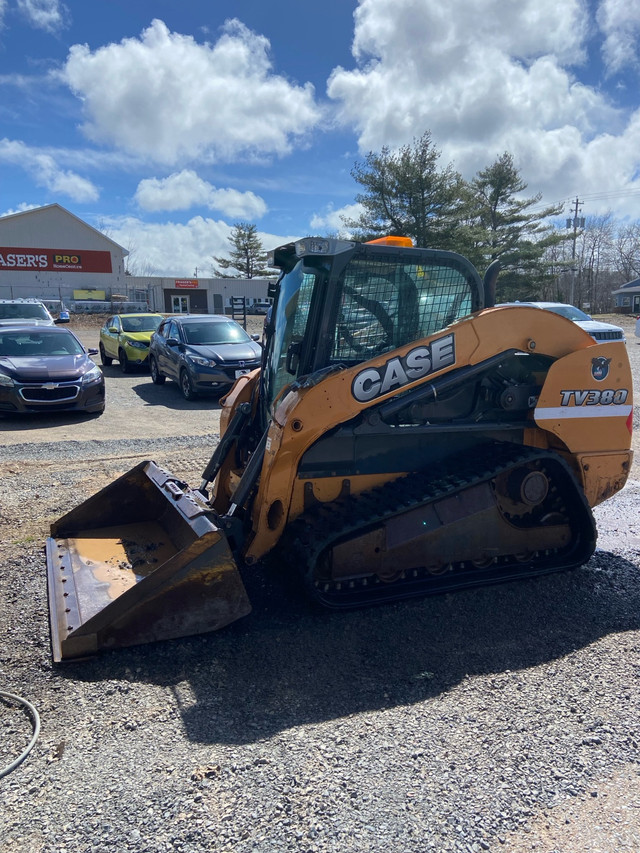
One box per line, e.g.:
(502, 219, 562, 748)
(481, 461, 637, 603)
(46, 236, 634, 661)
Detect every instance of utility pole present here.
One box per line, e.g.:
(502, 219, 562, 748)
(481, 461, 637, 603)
(566, 197, 584, 305)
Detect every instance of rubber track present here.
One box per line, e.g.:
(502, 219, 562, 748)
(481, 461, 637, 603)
(281, 442, 596, 608)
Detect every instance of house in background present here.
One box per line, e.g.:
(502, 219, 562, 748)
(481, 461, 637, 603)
(612, 278, 640, 315)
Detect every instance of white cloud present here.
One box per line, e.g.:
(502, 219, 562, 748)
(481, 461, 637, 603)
(597, 0, 640, 75)
(0, 202, 41, 216)
(326, 0, 640, 212)
(0, 138, 99, 202)
(134, 170, 268, 219)
(16, 0, 68, 33)
(328, 0, 599, 154)
(104, 215, 232, 277)
(101, 214, 299, 277)
(60, 18, 322, 165)
(208, 188, 267, 220)
(350, 0, 588, 69)
(310, 202, 364, 236)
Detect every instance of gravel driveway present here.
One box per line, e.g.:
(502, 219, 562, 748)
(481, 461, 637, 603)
(1, 315, 639, 853)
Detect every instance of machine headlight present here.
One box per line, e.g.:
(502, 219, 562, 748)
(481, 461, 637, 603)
(294, 237, 354, 257)
(82, 364, 103, 385)
(295, 238, 330, 256)
(125, 338, 147, 349)
(0, 371, 14, 387)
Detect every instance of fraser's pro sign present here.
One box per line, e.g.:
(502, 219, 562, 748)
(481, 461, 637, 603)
(0, 247, 112, 273)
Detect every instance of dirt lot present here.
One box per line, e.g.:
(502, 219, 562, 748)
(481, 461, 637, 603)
(1, 313, 639, 853)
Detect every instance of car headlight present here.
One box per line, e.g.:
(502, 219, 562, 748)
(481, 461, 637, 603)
(82, 364, 103, 386)
(0, 371, 14, 387)
(124, 338, 147, 350)
(188, 355, 217, 367)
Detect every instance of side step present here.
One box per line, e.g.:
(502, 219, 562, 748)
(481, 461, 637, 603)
(46, 461, 251, 662)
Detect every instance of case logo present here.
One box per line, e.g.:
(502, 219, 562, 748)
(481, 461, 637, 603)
(352, 333, 455, 403)
(591, 356, 611, 381)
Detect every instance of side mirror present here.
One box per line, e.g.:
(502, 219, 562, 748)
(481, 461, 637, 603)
(108, 326, 118, 333)
(87, 348, 98, 356)
(250, 334, 260, 341)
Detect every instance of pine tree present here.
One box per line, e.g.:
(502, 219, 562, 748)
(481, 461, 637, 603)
(344, 132, 466, 249)
(464, 153, 565, 300)
(212, 222, 271, 279)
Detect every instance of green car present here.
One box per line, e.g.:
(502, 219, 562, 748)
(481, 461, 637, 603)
(99, 313, 164, 373)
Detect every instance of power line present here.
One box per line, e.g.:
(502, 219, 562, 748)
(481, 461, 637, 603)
(527, 186, 640, 215)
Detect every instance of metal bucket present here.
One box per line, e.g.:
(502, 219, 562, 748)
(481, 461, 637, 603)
(46, 461, 251, 662)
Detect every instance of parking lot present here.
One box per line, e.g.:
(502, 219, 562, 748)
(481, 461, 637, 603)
(0, 314, 266, 448)
(2, 312, 638, 464)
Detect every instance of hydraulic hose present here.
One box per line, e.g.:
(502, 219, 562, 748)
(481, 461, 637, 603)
(0, 691, 41, 779)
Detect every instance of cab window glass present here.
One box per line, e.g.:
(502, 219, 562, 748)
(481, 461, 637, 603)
(267, 267, 316, 407)
(331, 258, 474, 362)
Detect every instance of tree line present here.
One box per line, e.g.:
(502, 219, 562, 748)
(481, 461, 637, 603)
(213, 132, 640, 309)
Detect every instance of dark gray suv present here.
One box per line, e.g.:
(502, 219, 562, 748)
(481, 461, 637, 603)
(149, 314, 262, 400)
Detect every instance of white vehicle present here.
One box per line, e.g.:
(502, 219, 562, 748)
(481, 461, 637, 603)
(499, 302, 626, 343)
(0, 298, 60, 327)
(635, 316, 640, 338)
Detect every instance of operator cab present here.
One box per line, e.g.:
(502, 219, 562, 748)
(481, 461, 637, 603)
(263, 236, 485, 414)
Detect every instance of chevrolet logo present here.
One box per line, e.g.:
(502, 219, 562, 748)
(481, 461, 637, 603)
(42, 383, 59, 390)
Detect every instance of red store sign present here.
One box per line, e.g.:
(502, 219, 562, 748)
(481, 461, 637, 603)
(174, 279, 199, 289)
(0, 247, 112, 273)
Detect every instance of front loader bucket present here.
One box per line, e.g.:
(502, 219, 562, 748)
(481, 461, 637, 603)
(46, 461, 251, 662)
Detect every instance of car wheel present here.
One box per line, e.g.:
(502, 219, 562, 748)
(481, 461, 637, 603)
(150, 357, 165, 385)
(119, 348, 132, 374)
(180, 369, 197, 401)
(99, 343, 113, 366)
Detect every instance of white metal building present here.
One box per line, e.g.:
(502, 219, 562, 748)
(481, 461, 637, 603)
(0, 204, 271, 315)
(0, 204, 129, 303)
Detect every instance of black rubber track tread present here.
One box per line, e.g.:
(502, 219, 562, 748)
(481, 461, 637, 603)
(280, 441, 596, 609)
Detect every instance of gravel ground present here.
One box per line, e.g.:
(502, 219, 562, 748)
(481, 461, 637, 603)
(1, 316, 639, 853)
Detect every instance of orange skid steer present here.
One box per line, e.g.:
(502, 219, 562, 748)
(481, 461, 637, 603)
(46, 236, 634, 661)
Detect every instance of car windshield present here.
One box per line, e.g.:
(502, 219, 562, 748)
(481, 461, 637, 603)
(544, 305, 590, 321)
(182, 321, 251, 345)
(121, 315, 163, 332)
(0, 329, 84, 357)
(0, 303, 49, 320)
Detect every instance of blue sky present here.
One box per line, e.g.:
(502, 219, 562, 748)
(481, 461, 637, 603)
(1, 0, 640, 276)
